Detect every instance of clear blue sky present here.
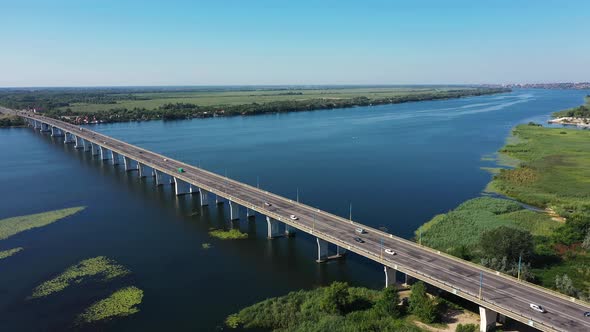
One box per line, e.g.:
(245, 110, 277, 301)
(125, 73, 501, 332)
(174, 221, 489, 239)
(1, 0, 588, 87)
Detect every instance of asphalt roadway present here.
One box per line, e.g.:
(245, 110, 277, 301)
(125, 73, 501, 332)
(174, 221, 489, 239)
(9, 108, 590, 332)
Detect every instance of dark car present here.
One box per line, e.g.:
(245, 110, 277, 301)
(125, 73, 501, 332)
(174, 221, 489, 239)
(584, 311, 590, 317)
(354, 237, 364, 243)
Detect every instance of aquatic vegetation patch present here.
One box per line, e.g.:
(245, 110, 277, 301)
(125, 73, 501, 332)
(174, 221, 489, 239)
(209, 228, 248, 240)
(202, 243, 212, 249)
(77, 286, 143, 324)
(30, 256, 130, 299)
(0, 206, 85, 240)
(0, 247, 23, 260)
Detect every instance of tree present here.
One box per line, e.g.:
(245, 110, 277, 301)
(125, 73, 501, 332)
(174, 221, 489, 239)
(555, 274, 578, 297)
(374, 286, 401, 318)
(319, 282, 352, 314)
(582, 230, 590, 250)
(409, 282, 439, 323)
(479, 226, 533, 262)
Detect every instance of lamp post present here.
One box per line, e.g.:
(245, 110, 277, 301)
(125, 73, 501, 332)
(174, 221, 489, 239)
(296, 187, 299, 203)
(517, 253, 522, 281)
(379, 226, 388, 259)
(349, 202, 353, 224)
(479, 271, 484, 300)
(257, 176, 259, 189)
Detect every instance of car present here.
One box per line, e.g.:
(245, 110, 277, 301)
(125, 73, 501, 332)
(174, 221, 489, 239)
(584, 311, 590, 317)
(163, 158, 168, 161)
(354, 237, 364, 243)
(355, 228, 366, 234)
(289, 215, 298, 220)
(178, 168, 185, 173)
(385, 248, 396, 255)
(530, 304, 546, 313)
(264, 202, 272, 207)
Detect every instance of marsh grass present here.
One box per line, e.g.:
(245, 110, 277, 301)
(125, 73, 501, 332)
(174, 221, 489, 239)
(30, 256, 130, 299)
(209, 228, 248, 240)
(0, 247, 23, 260)
(0, 207, 85, 240)
(76, 286, 143, 324)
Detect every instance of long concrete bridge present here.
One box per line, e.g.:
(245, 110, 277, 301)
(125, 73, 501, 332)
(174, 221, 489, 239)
(7, 108, 590, 332)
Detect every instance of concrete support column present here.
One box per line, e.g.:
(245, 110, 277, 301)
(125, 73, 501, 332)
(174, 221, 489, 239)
(316, 238, 329, 263)
(64, 132, 75, 144)
(246, 208, 256, 219)
(123, 156, 138, 171)
(41, 123, 51, 132)
(285, 224, 295, 236)
(51, 126, 64, 137)
(384, 266, 397, 288)
(229, 201, 240, 220)
(110, 151, 120, 165)
(138, 163, 153, 178)
(83, 139, 91, 151)
(216, 195, 224, 205)
(403, 274, 415, 287)
(199, 189, 209, 206)
(479, 307, 498, 332)
(91, 143, 101, 156)
(336, 246, 346, 257)
(265, 216, 281, 239)
(74, 136, 84, 149)
(154, 170, 171, 186)
(189, 185, 200, 194)
(99, 146, 110, 160)
(34, 121, 41, 130)
(173, 177, 191, 196)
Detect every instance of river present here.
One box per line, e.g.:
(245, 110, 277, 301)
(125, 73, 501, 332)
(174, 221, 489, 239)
(0, 88, 588, 331)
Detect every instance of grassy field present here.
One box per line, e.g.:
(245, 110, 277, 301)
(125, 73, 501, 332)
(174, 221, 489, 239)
(0, 207, 85, 240)
(59, 87, 473, 113)
(77, 286, 143, 324)
(30, 256, 130, 299)
(488, 124, 590, 212)
(0, 247, 23, 260)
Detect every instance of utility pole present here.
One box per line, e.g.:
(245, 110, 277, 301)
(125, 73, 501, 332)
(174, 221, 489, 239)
(517, 254, 522, 281)
(349, 202, 353, 223)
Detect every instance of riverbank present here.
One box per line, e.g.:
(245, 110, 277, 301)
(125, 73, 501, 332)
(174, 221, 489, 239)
(416, 121, 590, 300)
(0, 86, 510, 124)
(548, 95, 590, 127)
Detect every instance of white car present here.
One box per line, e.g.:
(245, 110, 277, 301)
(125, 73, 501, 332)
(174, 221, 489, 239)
(163, 158, 168, 161)
(385, 249, 396, 255)
(355, 228, 366, 234)
(530, 304, 546, 313)
(289, 215, 298, 220)
(264, 202, 272, 207)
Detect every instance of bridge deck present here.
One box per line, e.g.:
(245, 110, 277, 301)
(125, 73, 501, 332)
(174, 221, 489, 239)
(11, 109, 590, 332)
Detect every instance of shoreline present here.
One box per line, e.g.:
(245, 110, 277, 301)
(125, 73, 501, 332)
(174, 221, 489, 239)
(548, 117, 590, 128)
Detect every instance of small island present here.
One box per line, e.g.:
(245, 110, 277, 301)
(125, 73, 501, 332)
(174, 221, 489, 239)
(548, 95, 590, 128)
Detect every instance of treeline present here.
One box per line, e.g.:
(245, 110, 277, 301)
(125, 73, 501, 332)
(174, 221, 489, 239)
(0, 90, 144, 111)
(552, 95, 590, 118)
(0, 115, 25, 127)
(32, 88, 509, 124)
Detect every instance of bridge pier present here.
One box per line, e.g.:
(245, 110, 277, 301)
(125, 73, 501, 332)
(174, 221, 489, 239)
(229, 201, 240, 220)
(384, 266, 397, 288)
(82, 139, 91, 151)
(154, 170, 171, 186)
(51, 126, 64, 137)
(74, 136, 84, 149)
(316, 238, 329, 262)
(110, 151, 120, 165)
(123, 156, 138, 171)
(199, 189, 209, 206)
(216, 195, 224, 205)
(246, 207, 256, 219)
(266, 216, 281, 239)
(138, 163, 153, 178)
(64, 132, 75, 144)
(34, 120, 42, 130)
(91, 143, 101, 156)
(41, 123, 51, 132)
(173, 177, 191, 196)
(479, 307, 497, 332)
(99, 146, 111, 160)
(189, 184, 200, 194)
(285, 224, 295, 236)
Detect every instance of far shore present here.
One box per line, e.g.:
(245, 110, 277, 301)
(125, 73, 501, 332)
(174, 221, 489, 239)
(548, 117, 590, 128)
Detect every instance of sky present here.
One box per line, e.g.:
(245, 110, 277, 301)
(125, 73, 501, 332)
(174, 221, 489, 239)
(1, 0, 589, 87)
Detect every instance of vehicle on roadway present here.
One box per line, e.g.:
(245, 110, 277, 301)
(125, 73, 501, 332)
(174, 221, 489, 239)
(584, 311, 590, 317)
(355, 228, 366, 234)
(163, 158, 168, 161)
(385, 248, 396, 255)
(530, 303, 546, 313)
(264, 202, 272, 207)
(178, 168, 185, 173)
(289, 215, 298, 220)
(354, 237, 364, 243)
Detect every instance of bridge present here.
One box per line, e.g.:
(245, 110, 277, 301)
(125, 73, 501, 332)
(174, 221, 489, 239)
(6, 108, 590, 332)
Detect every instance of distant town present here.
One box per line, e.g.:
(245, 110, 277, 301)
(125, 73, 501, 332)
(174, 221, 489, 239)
(501, 82, 590, 89)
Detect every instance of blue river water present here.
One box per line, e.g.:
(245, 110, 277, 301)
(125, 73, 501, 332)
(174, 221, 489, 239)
(0, 88, 587, 331)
